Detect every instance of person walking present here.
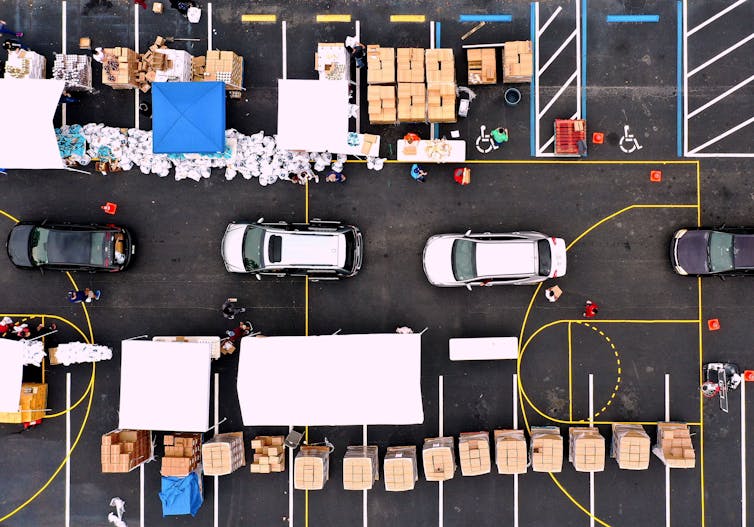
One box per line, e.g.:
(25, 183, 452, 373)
(68, 290, 87, 303)
(583, 300, 599, 318)
(221, 298, 246, 320)
(410, 163, 427, 183)
(226, 321, 252, 344)
(0, 20, 23, 38)
(325, 170, 346, 183)
(490, 127, 509, 146)
(345, 36, 367, 69)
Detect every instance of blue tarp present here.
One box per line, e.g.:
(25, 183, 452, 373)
(159, 472, 203, 517)
(152, 82, 226, 154)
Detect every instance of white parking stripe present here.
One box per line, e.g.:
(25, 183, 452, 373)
(589, 374, 594, 527)
(429, 21, 436, 140)
(363, 424, 367, 527)
(688, 73, 754, 118)
(687, 0, 749, 36)
(438, 375, 443, 527)
(214, 373, 220, 527)
(513, 374, 519, 527)
(742, 380, 747, 527)
(665, 374, 671, 527)
(134, 5, 140, 129)
(688, 115, 754, 155)
(288, 425, 294, 527)
(140, 463, 145, 527)
(538, 71, 578, 118)
(688, 33, 754, 77)
(539, 29, 577, 75)
(207, 3, 213, 51)
(355, 20, 361, 133)
(282, 21, 287, 79)
(537, 6, 562, 37)
(65, 373, 71, 527)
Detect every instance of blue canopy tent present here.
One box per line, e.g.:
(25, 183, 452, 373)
(159, 472, 203, 517)
(152, 81, 226, 154)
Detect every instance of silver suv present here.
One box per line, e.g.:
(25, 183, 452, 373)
(221, 219, 363, 281)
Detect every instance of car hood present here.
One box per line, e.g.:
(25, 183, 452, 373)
(7, 224, 34, 267)
(222, 224, 248, 272)
(675, 230, 710, 274)
(549, 237, 567, 278)
(423, 236, 458, 285)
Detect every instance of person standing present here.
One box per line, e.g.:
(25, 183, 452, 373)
(0, 20, 23, 38)
(325, 170, 346, 183)
(583, 300, 599, 318)
(222, 298, 245, 320)
(410, 163, 427, 183)
(490, 127, 509, 146)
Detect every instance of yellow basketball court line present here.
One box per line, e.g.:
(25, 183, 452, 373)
(241, 14, 277, 22)
(316, 14, 351, 22)
(390, 14, 426, 23)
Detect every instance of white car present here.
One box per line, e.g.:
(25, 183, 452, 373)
(221, 219, 363, 280)
(423, 231, 567, 288)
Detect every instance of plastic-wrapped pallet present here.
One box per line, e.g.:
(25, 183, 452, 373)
(494, 430, 528, 474)
(530, 426, 563, 473)
(294, 446, 330, 490)
(458, 431, 491, 476)
(154, 49, 193, 82)
(611, 423, 650, 470)
(343, 445, 379, 490)
(50, 342, 113, 365)
(384, 446, 418, 492)
(21, 340, 45, 366)
(568, 427, 605, 472)
(422, 437, 455, 481)
(652, 422, 695, 468)
(203, 432, 245, 476)
(161, 433, 202, 477)
(4, 50, 46, 79)
(53, 54, 93, 91)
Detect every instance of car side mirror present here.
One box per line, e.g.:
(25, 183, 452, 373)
(257, 217, 264, 223)
(465, 230, 472, 236)
(255, 274, 262, 281)
(465, 284, 472, 291)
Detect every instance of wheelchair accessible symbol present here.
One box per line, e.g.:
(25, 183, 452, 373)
(619, 125, 643, 154)
(476, 125, 498, 154)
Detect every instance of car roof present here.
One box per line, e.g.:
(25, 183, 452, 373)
(267, 230, 345, 268)
(733, 234, 754, 268)
(475, 239, 537, 277)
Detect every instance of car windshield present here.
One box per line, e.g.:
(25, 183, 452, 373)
(29, 227, 50, 264)
(537, 239, 551, 276)
(31, 227, 111, 267)
(242, 225, 265, 271)
(709, 231, 734, 273)
(451, 239, 477, 281)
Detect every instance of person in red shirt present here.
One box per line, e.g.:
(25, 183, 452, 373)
(583, 300, 599, 318)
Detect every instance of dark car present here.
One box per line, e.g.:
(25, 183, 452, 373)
(6, 222, 135, 272)
(670, 228, 754, 276)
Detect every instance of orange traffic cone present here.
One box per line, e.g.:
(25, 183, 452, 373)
(744, 370, 754, 382)
(101, 202, 118, 215)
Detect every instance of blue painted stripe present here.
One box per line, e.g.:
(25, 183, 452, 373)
(459, 14, 512, 22)
(530, 3, 536, 157)
(582, 0, 587, 120)
(606, 14, 660, 23)
(676, 2, 683, 157)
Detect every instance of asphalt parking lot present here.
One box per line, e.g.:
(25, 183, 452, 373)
(2, 1, 754, 526)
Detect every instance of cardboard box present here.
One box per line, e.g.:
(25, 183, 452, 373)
(422, 437, 455, 481)
(611, 424, 651, 470)
(79, 37, 91, 50)
(530, 426, 563, 472)
(250, 435, 286, 474)
(425, 48, 455, 83)
(426, 81, 456, 123)
(203, 432, 246, 476)
(653, 423, 695, 468)
(397, 82, 426, 123)
(152, 2, 163, 13)
(366, 45, 395, 84)
(343, 445, 379, 490)
(384, 446, 418, 492)
(467, 48, 496, 85)
(367, 84, 396, 125)
(161, 432, 201, 477)
(494, 430, 527, 474)
(569, 427, 606, 472)
(101, 429, 151, 473)
(0, 383, 48, 424)
(294, 446, 330, 490)
(502, 41, 533, 83)
(397, 48, 424, 83)
(458, 432, 491, 476)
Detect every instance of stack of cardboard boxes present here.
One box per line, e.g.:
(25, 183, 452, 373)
(503, 41, 533, 83)
(101, 430, 151, 473)
(205, 50, 244, 90)
(425, 49, 456, 123)
(161, 433, 202, 477)
(458, 432, 491, 476)
(4, 50, 47, 79)
(104, 37, 198, 92)
(367, 46, 395, 84)
(342, 445, 379, 490)
(397, 82, 427, 122)
(467, 48, 497, 85)
(294, 446, 330, 490)
(0, 383, 48, 424)
(494, 429, 528, 474)
(397, 48, 424, 83)
(202, 432, 246, 476)
(102, 47, 140, 89)
(367, 85, 396, 124)
(569, 428, 606, 472)
(530, 426, 563, 472)
(422, 437, 455, 481)
(249, 435, 286, 474)
(611, 424, 651, 470)
(384, 446, 418, 492)
(653, 423, 696, 468)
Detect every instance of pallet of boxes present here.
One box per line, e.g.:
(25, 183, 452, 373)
(422, 436, 455, 481)
(294, 445, 330, 490)
(611, 424, 650, 470)
(494, 429, 528, 474)
(467, 48, 496, 85)
(202, 432, 245, 476)
(397, 48, 426, 123)
(367, 45, 396, 125)
(0, 383, 48, 424)
(343, 445, 379, 490)
(161, 433, 202, 476)
(503, 41, 533, 83)
(102, 47, 140, 89)
(458, 431, 491, 476)
(101, 430, 151, 473)
(204, 50, 244, 97)
(384, 445, 418, 491)
(530, 426, 563, 472)
(652, 422, 695, 468)
(249, 435, 286, 474)
(568, 427, 605, 472)
(426, 49, 456, 123)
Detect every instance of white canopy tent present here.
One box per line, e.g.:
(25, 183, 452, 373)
(276, 79, 351, 153)
(0, 340, 25, 413)
(237, 333, 424, 426)
(118, 340, 212, 432)
(0, 79, 65, 169)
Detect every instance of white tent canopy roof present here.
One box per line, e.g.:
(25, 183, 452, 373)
(276, 79, 351, 153)
(118, 340, 212, 432)
(237, 333, 424, 426)
(0, 340, 25, 412)
(0, 79, 65, 169)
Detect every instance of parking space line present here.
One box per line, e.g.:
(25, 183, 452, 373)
(134, 5, 140, 129)
(438, 375, 444, 527)
(540, 29, 577, 75)
(682, 0, 688, 155)
(589, 373, 594, 527)
(742, 380, 747, 527)
(665, 373, 671, 527)
(580, 0, 587, 120)
(568, 323, 573, 421)
(363, 424, 367, 527)
(687, 0, 748, 36)
(677, 1, 682, 157)
(214, 373, 219, 527)
(207, 2, 213, 50)
(390, 15, 427, 23)
(241, 14, 277, 22)
(689, 74, 754, 119)
(513, 373, 519, 527)
(538, 71, 578, 119)
(538, 6, 562, 37)
(140, 464, 145, 527)
(282, 21, 287, 80)
(316, 14, 352, 23)
(62, 0, 67, 126)
(688, 116, 754, 155)
(65, 373, 71, 527)
(688, 33, 754, 77)
(606, 15, 659, 23)
(356, 20, 361, 133)
(458, 14, 511, 22)
(698, 278, 705, 527)
(288, 425, 294, 527)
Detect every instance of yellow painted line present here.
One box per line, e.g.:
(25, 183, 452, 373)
(305, 489, 309, 527)
(390, 14, 426, 23)
(698, 276, 705, 526)
(568, 322, 573, 421)
(0, 209, 19, 223)
(65, 271, 93, 342)
(316, 14, 351, 22)
(697, 161, 702, 227)
(241, 14, 277, 22)
(373, 159, 700, 165)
